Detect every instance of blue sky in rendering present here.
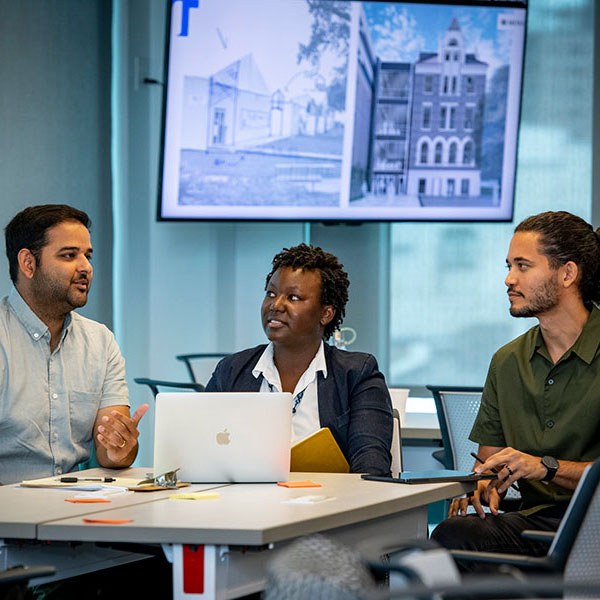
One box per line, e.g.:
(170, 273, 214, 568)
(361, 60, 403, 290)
(362, 2, 515, 74)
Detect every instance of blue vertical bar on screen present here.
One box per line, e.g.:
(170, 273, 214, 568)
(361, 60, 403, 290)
(172, 0, 199, 37)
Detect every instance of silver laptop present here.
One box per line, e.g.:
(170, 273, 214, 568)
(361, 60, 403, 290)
(153, 392, 293, 483)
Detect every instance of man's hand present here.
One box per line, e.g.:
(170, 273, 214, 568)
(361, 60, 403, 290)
(474, 448, 590, 492)
(96, 404, 149, 466)
(448, 478, 502, 519)
(474, 447, 545, 495)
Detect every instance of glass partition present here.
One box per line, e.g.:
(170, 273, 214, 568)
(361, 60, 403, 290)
(389, 0, 594, 392)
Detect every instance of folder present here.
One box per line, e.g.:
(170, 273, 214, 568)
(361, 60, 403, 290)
(290, 427, 350, 473)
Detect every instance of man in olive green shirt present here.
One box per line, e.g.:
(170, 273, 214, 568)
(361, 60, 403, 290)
(432, 211, 600, 568)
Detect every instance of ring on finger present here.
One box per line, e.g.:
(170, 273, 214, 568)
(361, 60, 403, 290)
(506, 465, 513, 476)
(118, 438, 126, 449)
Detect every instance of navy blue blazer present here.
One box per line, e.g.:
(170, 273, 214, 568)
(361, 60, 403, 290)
(205, 344, 393, 476)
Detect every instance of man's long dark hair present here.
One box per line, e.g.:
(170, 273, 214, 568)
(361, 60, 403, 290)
(516, 211, 600, 306)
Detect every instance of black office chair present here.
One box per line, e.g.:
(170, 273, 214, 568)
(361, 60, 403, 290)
(264, 534, 377, 600)
(133, 377, 205, 399)
(450, 458, 600, 575)
(387, 459, 600, 598)
(264, 534, 581, 600)
(265, 460, 600, 599)
(175, 353, 230, 385)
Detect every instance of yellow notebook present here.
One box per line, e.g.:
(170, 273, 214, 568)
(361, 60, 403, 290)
(290, 427, 350, 473)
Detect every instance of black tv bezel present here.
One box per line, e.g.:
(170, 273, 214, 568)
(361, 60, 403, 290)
(156, 0, 528, 224)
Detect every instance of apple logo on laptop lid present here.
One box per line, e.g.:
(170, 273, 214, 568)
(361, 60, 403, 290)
(216, 429, 231, 445)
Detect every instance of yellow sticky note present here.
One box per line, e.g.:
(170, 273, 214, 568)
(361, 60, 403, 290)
(169, 491, 220, 501)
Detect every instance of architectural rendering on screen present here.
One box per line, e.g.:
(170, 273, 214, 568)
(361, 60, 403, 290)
(159, 0, 526, 221)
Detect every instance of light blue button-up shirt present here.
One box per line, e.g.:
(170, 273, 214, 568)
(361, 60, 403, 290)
(0, 287, 129, 484)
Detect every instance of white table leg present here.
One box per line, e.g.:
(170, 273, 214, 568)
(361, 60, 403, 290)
(162, 505, 429, 599)
(164, 542, 276, 600)
(167, 543, 223, 600)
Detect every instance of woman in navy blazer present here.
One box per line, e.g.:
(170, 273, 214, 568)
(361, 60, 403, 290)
(206, 243, 393, 476)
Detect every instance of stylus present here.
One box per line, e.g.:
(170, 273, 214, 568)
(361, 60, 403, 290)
(470, 452, 519, 491)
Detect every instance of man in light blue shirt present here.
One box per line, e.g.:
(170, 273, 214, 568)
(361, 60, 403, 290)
(0, 204, 147, 484)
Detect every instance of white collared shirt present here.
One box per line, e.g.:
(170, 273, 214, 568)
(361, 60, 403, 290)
(252, 341, 327, 443)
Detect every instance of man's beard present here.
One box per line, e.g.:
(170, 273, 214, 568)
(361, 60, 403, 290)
(32, 271, 90, 311)
(509, 277, 559, 318)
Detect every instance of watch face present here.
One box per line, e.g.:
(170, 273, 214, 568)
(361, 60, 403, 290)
(543, 456, 559, 470)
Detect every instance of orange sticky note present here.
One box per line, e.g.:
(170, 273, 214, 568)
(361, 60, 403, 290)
(277, 480, 322, 488)
(83, 518, 133, 524)
(66, 498, 111, 504)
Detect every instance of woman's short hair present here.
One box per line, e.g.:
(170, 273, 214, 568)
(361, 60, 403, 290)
(266, 243, 350, 339)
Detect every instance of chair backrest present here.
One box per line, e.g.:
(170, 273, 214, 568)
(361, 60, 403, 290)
(175, 353, 230, 385)
(428, 385, 521, 504)
(427, 385, 483, 471)
(133, 377, 204, 399)
(388, 388, 409, 426)
(549, 458, 600, 576)
(391, 408, 403, 477)
(264, 534, 376, 599)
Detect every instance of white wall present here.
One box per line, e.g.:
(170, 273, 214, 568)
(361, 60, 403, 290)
(0, 0, 113, 325)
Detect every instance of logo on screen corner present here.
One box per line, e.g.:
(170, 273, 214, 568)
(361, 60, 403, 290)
(172, 0, 199, 37)
(497, 12, 525, 30)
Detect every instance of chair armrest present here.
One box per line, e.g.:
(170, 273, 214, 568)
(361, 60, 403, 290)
(450, 549, 554, 571)
(133, 378, 205, 398)
(376, 573, 575, 599)
(521, 529, 556, 543)
(0, 565, 56, 586)
(359, 535, 440, 563)
(133, 378, 204, 391)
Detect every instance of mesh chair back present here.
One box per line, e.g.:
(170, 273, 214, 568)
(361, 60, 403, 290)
(549, 459, 600, 581)
(438, 390, 482, 472)
(264, 534, 375, 600)
(428, 386, 521, 502)
(427, 386, 483, 471)
(563, 475, 600, 599)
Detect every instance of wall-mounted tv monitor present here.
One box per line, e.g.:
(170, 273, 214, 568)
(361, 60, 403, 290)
(158, 0, 527, 222)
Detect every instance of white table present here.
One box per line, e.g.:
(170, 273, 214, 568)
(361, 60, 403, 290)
(8, 470, 472, 599)
(0, 467, 226, 584)
(0, 468, 174, 538)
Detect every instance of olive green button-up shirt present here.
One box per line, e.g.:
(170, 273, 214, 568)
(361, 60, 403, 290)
(470, 306, 600, 510)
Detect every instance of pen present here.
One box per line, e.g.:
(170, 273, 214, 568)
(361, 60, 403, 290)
(59, 477, 116, 483)
(470, 452, 519, 491)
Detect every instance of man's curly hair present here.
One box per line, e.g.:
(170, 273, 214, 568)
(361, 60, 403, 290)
(265, 243, 350, 340)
